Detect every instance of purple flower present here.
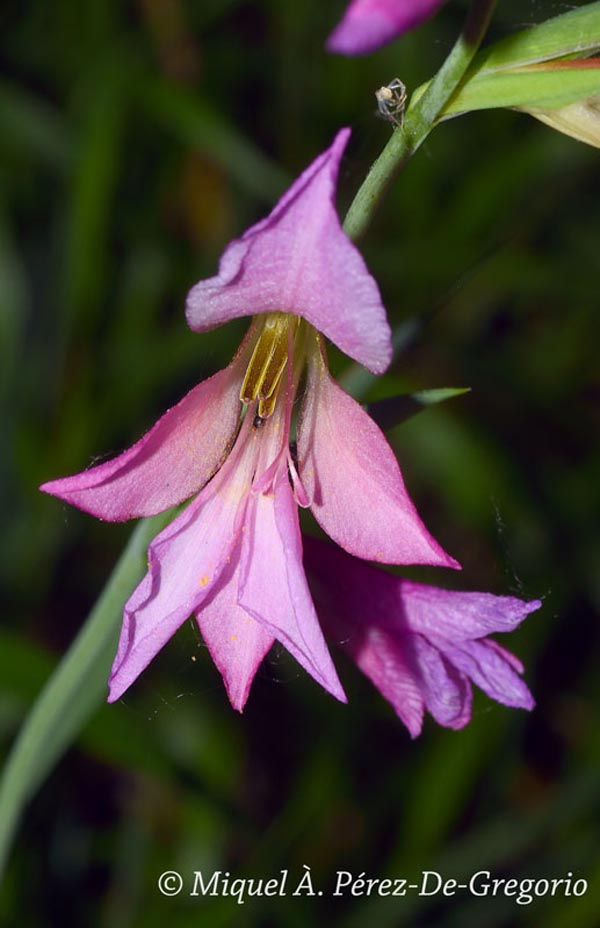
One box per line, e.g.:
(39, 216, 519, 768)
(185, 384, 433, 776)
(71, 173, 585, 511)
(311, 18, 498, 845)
(40, 129, 458, 708)
(305, 538, 538, 735)
(327, 0, 449, 56)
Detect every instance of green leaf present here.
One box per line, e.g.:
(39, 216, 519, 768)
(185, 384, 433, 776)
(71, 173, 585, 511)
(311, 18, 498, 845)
(0, 205, 28, 405)
(367, 387, 470, 432)
(474, 2, 600, 73)
(0, 509, 173, 878)
(0, 83, 71, 168)
(63, 61, 127, 327)
(443, 65, 600, 114)
(410, 5, 600, 116)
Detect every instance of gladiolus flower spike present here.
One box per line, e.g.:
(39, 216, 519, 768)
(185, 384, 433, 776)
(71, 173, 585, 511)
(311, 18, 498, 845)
(41, 129, 536, 726)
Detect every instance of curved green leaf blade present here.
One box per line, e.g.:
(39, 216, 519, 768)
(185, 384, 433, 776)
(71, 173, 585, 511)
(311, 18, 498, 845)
(368, 387, 471, 432)
(410, 5, 600, 116)
(443, 64, 600, 114)
(475, 2, 600, 73)
(0, 510, 172, 878)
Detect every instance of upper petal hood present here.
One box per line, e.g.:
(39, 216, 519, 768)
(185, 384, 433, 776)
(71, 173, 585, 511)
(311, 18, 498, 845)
(186, 129, 392, 375)
(40, 340, 252, 522)
(297, 345, 459, 568)
(327, 0, 449, 55)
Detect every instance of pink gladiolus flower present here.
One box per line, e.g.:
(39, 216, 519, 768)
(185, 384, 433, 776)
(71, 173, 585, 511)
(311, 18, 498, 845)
(41, 129, 458, 709)
(305, 538, 538, 735)
(327, 0, 449, 56)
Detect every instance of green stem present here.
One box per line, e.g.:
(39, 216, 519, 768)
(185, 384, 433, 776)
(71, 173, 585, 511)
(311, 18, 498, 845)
(343, 0, 498, 242)
(0, 510, 173, 877)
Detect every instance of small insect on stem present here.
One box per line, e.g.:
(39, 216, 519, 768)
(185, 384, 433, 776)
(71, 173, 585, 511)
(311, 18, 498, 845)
(375, 78, 407, 128)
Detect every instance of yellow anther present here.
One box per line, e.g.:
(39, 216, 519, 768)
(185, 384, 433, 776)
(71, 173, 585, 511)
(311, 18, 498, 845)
(240, 313, 297, 417)
(258, 391, 278, 419)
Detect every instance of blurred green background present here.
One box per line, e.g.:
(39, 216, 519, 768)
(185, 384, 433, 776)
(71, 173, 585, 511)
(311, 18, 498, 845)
(1, 1, 599, 925)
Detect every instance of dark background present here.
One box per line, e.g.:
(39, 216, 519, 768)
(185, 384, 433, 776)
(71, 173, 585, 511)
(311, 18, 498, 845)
(1, 1, 599, 925)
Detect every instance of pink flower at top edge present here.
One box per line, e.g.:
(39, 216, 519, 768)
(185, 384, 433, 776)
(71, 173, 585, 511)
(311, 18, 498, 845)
(305, 538, 538, 736)
(327, 0, 450, 56)
(40, 129, 459, 710)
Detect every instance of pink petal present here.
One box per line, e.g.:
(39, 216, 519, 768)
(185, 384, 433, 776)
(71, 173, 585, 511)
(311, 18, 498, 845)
(410, 634, 473, 728)
(40, 344, 251, 521)
(238, 468, 346, 703)
(484, 638, 525, 675)
(344, 626, 426, 736)
(305, 537, 536, 730)
(196, 556, 274, 712)
(446, 639, 535, 710)
(327, 0, 449, 55)
(397, 583, 542, 641)
(186, 129, 392, 375)
(305, 540, 466, 732)
(297, 352, 459, 567)
(307, 550, 464, 734)
(108, 421, 258, 702)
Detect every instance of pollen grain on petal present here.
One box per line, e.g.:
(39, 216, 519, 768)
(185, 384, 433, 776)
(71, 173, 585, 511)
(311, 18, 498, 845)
(199, 574, 211, 587)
